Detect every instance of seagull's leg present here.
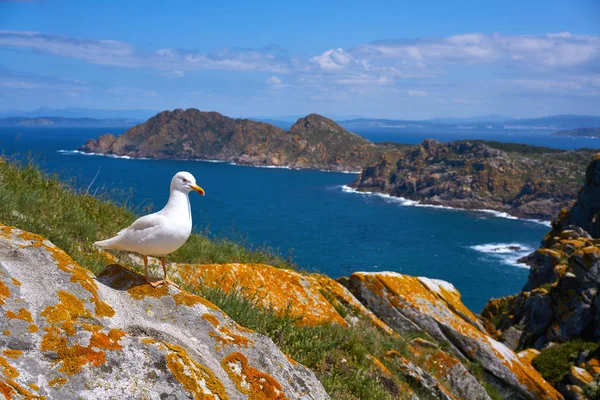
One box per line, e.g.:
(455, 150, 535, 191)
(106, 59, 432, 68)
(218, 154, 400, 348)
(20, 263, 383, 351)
(143, 255, 151, 283)
(162, 256, 179, 289)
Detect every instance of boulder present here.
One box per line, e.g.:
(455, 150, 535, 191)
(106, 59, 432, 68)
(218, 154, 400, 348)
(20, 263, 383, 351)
(344, 271, 561, 400)
(0, 225, 328, 399)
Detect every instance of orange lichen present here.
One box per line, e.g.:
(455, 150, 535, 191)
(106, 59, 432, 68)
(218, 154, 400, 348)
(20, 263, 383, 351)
(127, 283, 169, 300)
(222, 352, 288, 400)
(0, 280, 10, 306)
(10, 279, 20, 287)
(175, 263, 346, 327)
(6, 308, 33, 323)
(284, 354, 297, 367)
(173, 291, 218, 310)
(3, 330, 9, 336)
(0, 356, 19, 379)
(0, 379, 13, 399)
(2, 350, 21, 360)
(28, 383, 39, 391)
(163, 342, 229, 400)
(39, 289, 125, 378)
(201, 314, 253, 349)
(369, 355, 393, 377)
(48, 377, 67, 387)
(140, 337, 157, 345)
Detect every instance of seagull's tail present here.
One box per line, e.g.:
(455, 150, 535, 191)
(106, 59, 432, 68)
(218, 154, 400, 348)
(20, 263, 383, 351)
(94, 237, 117, 249)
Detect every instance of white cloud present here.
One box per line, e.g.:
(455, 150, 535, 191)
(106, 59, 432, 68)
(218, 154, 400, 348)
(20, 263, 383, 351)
(266, 76, 282, 85)
(407, 90, 428, 97)
(310, 48, 354, 71)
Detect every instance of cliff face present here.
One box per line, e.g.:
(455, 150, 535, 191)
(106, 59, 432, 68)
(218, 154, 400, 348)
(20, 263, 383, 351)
(0, 225, 327, 399)
(350, 139, 592, 220)
(482, 156, 600, 398)
(79, 109, 388, 172)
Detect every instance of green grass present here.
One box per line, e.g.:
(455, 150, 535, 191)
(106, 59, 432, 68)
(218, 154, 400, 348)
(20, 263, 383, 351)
(0, 157, 295, 275)
(532, 340, 600, 386)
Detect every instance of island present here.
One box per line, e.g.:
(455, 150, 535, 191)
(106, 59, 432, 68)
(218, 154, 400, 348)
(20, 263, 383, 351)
(552, 127, 600, 137)
(79, 108, 401, 172)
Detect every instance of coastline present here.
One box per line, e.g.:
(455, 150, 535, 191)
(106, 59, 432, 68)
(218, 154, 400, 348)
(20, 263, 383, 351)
(340, 185, 552, 227)
(59, 149, 362, 173)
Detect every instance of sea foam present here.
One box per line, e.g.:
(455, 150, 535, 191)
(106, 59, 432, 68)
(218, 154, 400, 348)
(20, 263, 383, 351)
(340, 185, 551, 227)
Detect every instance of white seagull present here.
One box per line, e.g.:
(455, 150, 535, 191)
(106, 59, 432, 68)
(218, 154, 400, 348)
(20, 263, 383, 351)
(95, 171, 205, 287)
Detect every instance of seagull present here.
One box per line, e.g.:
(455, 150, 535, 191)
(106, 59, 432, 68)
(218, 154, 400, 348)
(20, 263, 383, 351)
(95, 171, 205, 287)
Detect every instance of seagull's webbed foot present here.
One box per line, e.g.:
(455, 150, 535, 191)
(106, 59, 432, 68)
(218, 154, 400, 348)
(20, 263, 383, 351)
(150, 279, 166, 288)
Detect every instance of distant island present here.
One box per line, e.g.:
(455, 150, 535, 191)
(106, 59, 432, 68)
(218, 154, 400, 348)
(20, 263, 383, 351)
(552, 127, 600, 138)
(79, 109, 402, 172)
(350, 139, 593, 220)
(0, 116, 139, 126)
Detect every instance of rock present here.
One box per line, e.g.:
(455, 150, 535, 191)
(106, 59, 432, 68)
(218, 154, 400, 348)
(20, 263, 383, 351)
(408, 338, 492, 400)
(559, 384, 586, 400)
(501, 326, 523, 350)
(517, 349, 541, 365)
(569, 366, 594, 386)
(350, 139, 591, 220)
(345, 271, 561, 400)
(0, 225, 328, 399)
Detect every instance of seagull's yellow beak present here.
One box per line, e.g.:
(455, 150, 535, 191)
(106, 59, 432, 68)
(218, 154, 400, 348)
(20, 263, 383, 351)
(191, 185, 205, 196)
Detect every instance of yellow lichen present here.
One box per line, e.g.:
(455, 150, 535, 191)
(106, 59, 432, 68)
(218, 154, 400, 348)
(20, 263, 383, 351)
(10, 279, 20, 287)
(16, 230, 115, 319)
(48, 377, 67, 387)
(1, 350, 21, 360)
(0, 280, 10, 306)
(163, 342, 229, 400)
(6, 308, 33, 323)
(221, 352, 288, 400)
(201, 314, 253, 349)
(39, 289, 125, 378)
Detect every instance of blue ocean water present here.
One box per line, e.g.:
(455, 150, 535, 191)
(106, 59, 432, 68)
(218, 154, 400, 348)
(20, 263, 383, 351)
(1, 126, 598, 312)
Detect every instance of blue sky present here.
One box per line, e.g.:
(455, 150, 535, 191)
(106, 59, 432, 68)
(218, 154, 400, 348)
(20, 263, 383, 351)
(1, 0, 599, 119)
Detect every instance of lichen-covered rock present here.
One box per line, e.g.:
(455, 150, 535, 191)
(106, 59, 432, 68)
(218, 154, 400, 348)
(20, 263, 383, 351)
(344, 271, 561, 400)
(123, 257, 396, 336)
(408, 338, 492, 400)
(0, 225, 328, 399)
(569, 366, 594, 387)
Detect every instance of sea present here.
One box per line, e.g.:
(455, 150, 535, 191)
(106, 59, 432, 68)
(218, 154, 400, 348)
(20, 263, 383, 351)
(1, 125, 599, 312)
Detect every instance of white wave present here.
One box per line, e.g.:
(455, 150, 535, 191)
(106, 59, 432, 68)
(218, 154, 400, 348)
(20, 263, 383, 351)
(469, 243, 533, 268)
(57, 150, 149, 160)
(340, 185, 551, 226)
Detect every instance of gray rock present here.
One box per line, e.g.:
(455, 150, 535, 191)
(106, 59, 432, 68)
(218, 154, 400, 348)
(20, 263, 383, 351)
(502, 326, 524, 350)
(0, 225, 328, 399)
(346, 272, 561, 400)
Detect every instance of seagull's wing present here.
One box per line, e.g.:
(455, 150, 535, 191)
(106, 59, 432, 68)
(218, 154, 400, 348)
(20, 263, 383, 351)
(95, 213, 165, 250)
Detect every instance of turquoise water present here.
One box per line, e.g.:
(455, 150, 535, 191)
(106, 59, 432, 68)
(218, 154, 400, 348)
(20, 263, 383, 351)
(2, 126, 597, 311)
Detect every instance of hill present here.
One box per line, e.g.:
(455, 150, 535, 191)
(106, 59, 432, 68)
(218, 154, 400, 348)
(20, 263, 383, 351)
(79, 109, 394, 172)
(350, 139, 595, 220)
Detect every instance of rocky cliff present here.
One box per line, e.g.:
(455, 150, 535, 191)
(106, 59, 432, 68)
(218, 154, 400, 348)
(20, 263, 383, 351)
(79, 109, 393, 172)
(483, 155, 600, 398)
(1, 222, 562, 399)
(350, 139, 593, 220)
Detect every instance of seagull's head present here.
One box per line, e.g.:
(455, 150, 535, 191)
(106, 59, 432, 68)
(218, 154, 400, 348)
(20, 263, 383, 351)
(171, 171, 205, 196)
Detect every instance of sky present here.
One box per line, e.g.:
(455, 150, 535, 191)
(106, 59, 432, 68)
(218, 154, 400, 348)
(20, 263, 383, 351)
(0, 0, 599, 119)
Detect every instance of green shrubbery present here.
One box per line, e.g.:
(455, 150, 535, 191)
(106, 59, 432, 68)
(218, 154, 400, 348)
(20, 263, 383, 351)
(532, 341, 600, 386)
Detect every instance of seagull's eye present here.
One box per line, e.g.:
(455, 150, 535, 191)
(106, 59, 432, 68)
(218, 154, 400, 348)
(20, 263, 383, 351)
(182, 178, 188, 183)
